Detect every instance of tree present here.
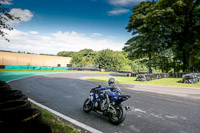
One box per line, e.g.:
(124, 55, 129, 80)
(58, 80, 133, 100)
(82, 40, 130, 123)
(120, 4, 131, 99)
(155, 0, 200, 72)
(71, 49, 97, 68)
(124, 1, 163, 70)
(0, 0, 20, 41)
(95, 49, 127, 71)
(124, 0, 200, 72)
(57, 51, 76, 57)
(131, 58, 149, 72)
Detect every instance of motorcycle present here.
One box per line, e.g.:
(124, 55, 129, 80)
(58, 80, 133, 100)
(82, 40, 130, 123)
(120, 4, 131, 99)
(83, 85, 130, 124)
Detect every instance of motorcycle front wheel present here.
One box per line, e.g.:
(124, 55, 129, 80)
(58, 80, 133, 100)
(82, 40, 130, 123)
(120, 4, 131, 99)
(83, 98, 92, 113)
(109, 104, 126, 125)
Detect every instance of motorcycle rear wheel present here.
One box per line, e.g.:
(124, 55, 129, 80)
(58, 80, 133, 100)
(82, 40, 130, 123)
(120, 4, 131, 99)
(109, 104, 126, 125)
(83, 98, 92, 113)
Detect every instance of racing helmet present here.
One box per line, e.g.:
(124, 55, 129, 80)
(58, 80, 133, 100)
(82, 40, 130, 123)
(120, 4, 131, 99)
(108, 78, 115, 85)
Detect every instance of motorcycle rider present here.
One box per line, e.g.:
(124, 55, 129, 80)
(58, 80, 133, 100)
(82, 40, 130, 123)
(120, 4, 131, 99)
(104, 78, 121, 107)
(107, 78, 121, 93)
(94, 78, 120, 108)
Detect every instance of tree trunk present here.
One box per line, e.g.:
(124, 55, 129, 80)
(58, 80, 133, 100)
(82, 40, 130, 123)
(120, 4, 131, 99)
(173, 58, 176, 73)
(148, 53, 152, 69)
(189, 47, 195, 72)
(182, 52, 188, 72)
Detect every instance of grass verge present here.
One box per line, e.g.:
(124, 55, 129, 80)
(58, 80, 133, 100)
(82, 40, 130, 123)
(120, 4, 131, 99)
(87, 76, 200, 88)
(33, 105, 80, 133)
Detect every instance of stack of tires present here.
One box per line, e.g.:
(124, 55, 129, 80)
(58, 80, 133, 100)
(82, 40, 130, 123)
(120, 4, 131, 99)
(182, 74, 198, 84)
(0, 80, 52, 133)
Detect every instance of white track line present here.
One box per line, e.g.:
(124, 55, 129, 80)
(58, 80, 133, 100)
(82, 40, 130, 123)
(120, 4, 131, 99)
(28, 98, 103, 133)
(6, 74, 103, 133)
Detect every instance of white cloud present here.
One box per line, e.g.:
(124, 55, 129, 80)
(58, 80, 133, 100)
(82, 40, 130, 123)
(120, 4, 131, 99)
(29, 31, 39, 35)
(0, 0, 13, 5)
(7, 8, 33, 25)
(92, 33, 102, 37)
(10, 8, 33, 22)
(108, 8, 129, 16)
(0, 29, 124, 54)
(108, 0, 145, 6)
(106, 0, 143, 16)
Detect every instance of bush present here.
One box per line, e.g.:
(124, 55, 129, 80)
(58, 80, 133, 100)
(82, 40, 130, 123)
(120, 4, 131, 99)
(120, 65, 132, 72)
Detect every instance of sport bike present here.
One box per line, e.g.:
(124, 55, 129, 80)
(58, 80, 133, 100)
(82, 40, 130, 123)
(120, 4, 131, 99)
(83, 86, 130, 124)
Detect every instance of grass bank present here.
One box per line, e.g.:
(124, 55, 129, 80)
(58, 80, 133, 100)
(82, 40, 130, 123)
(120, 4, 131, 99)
(87, 76, 200, 88)
(34, 105, 80, 133)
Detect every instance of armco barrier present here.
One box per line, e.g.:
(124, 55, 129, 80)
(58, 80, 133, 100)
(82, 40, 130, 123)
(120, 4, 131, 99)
(68, 67, 100, 71)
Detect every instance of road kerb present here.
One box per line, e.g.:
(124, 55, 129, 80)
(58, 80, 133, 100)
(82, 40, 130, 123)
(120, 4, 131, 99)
(28, 98, 103, 133)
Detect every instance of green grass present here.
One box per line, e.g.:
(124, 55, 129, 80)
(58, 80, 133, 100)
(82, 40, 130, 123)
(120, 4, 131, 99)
(87, 76, 200, 88)
(34, 105, 80, 133)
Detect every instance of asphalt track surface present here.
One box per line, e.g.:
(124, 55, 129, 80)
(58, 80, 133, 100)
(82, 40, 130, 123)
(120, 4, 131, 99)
(8, 72, 200, 133)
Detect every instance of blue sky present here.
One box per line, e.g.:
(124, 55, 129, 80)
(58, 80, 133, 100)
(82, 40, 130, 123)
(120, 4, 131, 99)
(0, 0, 145, 54)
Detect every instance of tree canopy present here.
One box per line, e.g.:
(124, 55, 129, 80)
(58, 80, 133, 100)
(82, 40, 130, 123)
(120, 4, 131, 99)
(95, 49, 128, 71)
(124, 0, 200, 72)
(71, 49, 97, 68)
(57, 51, 76, 57)
(69, 49, 132, 71)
